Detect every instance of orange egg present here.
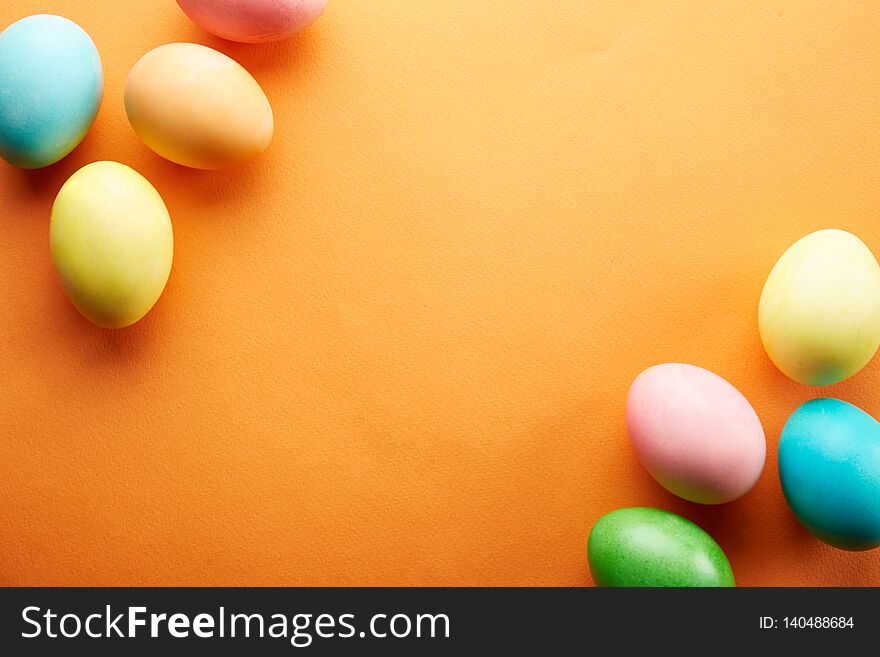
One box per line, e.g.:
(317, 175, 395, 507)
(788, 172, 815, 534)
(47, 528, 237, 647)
(124, 43, 273, 169)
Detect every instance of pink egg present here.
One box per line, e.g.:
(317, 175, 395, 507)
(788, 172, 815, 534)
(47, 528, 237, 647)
(626, 363, 766, 504)
(177, 0, 328, 43)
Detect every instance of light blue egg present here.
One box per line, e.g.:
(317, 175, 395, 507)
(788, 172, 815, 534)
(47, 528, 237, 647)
(0, 15, 103, 169)
(779, 398, 880, 551)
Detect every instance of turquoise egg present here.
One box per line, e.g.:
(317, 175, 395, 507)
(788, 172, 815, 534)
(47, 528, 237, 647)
(0, 15, 103, 169)
(779, 398, 880, 551)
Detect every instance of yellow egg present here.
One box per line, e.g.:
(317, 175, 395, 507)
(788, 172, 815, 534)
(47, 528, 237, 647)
(50, 161, 173, 328)
(759, 229, 880, 385)
(124, 43, 273, 170)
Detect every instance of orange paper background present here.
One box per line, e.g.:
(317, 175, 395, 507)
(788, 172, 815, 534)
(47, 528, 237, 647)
(1, 0, 880, 586)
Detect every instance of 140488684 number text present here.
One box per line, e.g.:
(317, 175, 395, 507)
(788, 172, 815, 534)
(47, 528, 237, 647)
(783, 617, 854, 630)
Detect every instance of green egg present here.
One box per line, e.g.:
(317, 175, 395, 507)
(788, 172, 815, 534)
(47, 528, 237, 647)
(588, 507, 735, 587)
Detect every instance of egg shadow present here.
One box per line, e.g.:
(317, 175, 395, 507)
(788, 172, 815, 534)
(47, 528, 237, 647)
(169, 13, 328, 80)
(618, 465, 764, 568)
(8, 161, 68, 203)
(6, 127, 109, 208)
(662, 495, 736, 541)
(136, 151, 274, 211)
(207, 29, 325, 80)
(45, 279, 164, 367)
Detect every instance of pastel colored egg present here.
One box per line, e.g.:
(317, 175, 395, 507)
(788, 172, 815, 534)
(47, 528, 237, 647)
(0, 15, 103, 169)
(50, 162, 173, 328)
(125, 43, 273, 169)
(779, 398, 880, 551)
(626, 363, 766, 504)
(759, 229, 880, 385)
(588, 507, 735, 587)
(177, 0, 328, 43)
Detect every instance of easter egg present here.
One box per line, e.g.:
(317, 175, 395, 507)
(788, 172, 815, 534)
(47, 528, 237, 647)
(0, 15, 103, 169)
(778, 398, 880, 551)
(125, 43, 273, 169)
(50, 162, 173, 328)
(588, 507, 735, 587)
(759, 229, 880, 385)
(176, 0, 328, 43)
(626, 363, 766, 504)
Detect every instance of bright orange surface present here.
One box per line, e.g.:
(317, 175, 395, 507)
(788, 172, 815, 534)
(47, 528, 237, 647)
(1, 0, 880, 586)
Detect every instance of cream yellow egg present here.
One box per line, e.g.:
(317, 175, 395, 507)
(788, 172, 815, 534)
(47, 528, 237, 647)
(50, 161, 173, 328)
(125, 43, 273, 170)
(759, 229, 880, 385)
